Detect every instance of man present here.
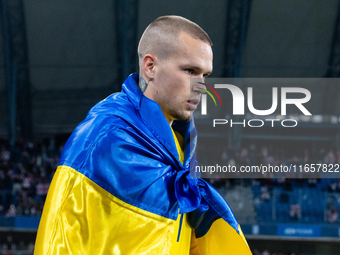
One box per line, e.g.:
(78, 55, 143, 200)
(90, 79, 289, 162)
(34, 15, 251, 254)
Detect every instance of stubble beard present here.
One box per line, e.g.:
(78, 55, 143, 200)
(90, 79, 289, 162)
(169, 107, 193, 122)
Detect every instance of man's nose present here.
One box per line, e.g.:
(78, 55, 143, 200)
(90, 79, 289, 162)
(196, 75, 205, 83)
(194, 82, 206, 94)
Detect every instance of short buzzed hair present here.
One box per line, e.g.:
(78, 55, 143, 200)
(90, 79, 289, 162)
(138, 15, 212, 67)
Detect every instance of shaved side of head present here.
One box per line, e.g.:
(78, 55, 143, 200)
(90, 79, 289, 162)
(138, 15, 212, 69)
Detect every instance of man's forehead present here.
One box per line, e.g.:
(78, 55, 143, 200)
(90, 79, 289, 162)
(173, 33, 213, 71)
(180, 34, 212, 56)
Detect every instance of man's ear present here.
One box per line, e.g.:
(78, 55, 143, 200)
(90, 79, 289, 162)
(142, 54, 156, 80)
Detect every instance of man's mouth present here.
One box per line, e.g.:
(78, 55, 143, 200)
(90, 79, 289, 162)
(187, 99, 200, 110)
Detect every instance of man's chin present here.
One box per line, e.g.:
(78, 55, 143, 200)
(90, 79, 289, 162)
(174, 112, 193, 122)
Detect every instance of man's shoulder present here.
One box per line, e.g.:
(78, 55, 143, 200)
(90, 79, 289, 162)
(59, 91, 143, 168)
(90, 91, 134, 116)
(81, 92, 136, 132)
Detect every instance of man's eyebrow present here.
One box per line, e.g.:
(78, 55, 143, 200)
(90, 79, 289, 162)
(182, 65, 212, 74)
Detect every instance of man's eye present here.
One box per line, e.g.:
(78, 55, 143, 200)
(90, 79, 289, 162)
(185, 69, 194, 74)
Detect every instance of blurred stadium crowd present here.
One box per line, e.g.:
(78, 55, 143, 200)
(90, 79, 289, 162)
(0, 235, 34, 255)
(203, 144, 340, 224)
(0, 138, 61, 217)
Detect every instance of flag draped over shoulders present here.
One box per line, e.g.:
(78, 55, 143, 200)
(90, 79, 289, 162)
(34, 73, 251, 255)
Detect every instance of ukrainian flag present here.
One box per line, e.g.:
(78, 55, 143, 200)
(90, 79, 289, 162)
(34, 74, 251, 254)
